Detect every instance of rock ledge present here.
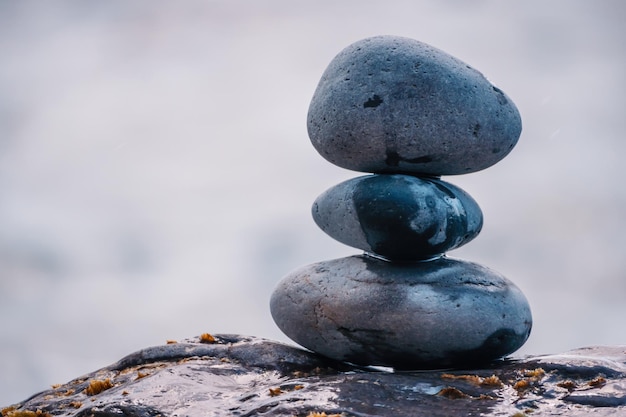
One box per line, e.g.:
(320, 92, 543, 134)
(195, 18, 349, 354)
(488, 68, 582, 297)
(3, 335, 625, 417)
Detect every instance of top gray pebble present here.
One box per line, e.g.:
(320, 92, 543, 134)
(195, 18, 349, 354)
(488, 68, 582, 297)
(307, 36, 522, 175)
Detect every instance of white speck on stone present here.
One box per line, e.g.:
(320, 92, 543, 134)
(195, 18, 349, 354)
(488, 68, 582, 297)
(427, 223, 447, 245)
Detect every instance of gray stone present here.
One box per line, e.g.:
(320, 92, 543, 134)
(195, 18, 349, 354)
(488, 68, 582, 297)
(270, 255, 532, 369)
(312, 174, 483, 260)
(307, 35, 522, 175)
(7, 335, 626, 416)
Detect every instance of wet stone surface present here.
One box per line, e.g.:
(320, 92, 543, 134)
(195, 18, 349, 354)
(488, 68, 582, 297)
(307, 35, 522, 176)
(4, 335, 625, 417)
(271, 255, 532, 369)
(312, 174, 483, 261)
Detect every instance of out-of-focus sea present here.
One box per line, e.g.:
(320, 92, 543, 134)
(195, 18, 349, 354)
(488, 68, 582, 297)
(1, 0, 624, 406)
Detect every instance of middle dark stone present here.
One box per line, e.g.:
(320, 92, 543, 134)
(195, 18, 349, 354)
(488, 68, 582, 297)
(312, 174, 483, 261)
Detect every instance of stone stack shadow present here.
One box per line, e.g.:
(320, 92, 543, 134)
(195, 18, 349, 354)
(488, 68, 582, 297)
(271, 36, 532, 369)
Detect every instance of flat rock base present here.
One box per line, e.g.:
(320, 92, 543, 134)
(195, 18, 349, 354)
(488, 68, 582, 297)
(3, 335, 625, 417)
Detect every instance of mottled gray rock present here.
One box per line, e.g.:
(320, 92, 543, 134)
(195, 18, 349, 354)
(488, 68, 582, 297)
(6, 335, 625, 416)
(270, 255, 532, 369)
(312, 174, 483, 260)
(307, 35, 522, 175)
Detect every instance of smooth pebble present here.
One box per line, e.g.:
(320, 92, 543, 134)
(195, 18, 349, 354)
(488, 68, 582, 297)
(270, 255, 532, 369)
(307, 35, 522, 175)
(312, 174, 483, 260)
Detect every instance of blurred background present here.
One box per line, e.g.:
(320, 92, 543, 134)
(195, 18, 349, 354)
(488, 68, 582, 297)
(1, 0, 625, 406)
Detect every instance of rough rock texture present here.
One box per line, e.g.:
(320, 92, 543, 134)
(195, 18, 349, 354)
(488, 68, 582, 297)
(271, 255, 532, 369)
(312, 174, 483, 260)
(307, 35, 522, 176)
(4, 335, 625, 417)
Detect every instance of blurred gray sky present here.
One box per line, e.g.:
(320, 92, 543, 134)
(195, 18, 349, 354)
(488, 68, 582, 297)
(1, 0, 625, 406)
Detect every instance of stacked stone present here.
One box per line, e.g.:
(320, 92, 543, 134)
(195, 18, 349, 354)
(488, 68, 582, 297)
(270, 36, 532, 369)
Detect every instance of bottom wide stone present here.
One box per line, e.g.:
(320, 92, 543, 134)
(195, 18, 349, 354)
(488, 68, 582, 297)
(270, 255, 532, 369)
